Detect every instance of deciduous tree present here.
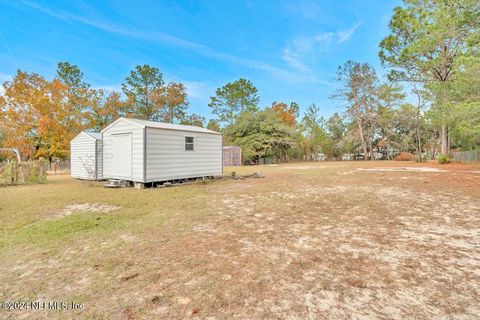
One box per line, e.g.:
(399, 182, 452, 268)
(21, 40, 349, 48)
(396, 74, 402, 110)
(300, 104, 329, 159)
(155, 82, 188, 123)
(206, 119, 220, 132)
(181, 113, 205, 127)
(0, 70, 43, 159)
(326, 112, 347, 159)
(1, 70, 74, 160)
(224, 110, 292, 161)
(89, 90, 128, 131)
(269, 101, 299, 127)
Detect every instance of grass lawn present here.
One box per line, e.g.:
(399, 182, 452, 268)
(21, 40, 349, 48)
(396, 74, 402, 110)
(0, 161, 479, 319)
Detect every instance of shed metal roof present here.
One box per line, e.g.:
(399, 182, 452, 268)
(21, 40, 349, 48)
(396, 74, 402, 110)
(84, 132, 102, 140)
(102, 117, 221, 135)
(71, 131, 102, 142)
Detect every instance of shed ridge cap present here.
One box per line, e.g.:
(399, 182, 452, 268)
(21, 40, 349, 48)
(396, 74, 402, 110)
(71, 131, 101, 142)
(106, 117, 222, 135)
(100, 117, 145, 133)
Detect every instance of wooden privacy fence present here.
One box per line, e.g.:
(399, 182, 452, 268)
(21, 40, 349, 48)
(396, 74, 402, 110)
(223, 146, 242, 166)
(450, 150, 480, 163)
(0, 160, 47, 186)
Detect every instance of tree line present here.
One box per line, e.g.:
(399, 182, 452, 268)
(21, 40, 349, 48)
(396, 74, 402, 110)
(1, 0, 479, 162)
(214, 0, 480, 162)
(0, 63, 201, 160)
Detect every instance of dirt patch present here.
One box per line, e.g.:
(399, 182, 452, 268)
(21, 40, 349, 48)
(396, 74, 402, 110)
(47, 203, 121, 218)
(192, 224, 218, 233)
(284, 165, 326, 170)
(358, 167, 446, 172)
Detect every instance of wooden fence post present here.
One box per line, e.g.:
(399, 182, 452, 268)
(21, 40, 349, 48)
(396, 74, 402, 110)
(12, 162, 16, 184)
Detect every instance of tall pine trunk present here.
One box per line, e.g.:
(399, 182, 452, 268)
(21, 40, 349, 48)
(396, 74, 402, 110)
(357, 120, 368, 160)
(441, 125, 449, 155)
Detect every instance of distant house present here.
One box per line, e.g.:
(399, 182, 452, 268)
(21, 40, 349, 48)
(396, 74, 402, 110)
(314, 153, 327, 161)
(70, 131, 103, 180)
(223, 146, 242, 166)
(100, 118, 223, 185)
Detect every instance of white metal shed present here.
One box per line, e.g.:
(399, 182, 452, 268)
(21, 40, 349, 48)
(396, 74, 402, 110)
(70, 131, 103, 180)
(101, 118, 223, 184)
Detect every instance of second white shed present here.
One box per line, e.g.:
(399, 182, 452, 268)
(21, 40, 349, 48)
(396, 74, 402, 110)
(101, 118, 223, 184)
(70, 131, 103, 180)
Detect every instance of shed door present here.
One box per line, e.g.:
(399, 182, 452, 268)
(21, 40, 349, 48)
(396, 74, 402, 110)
(112, 133, 132, 179)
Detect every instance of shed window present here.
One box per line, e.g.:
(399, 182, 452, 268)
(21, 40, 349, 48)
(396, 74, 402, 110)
(185, 137, 194, 151)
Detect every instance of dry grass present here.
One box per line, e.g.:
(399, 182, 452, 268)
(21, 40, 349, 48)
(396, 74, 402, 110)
(0, 161, 479, 319)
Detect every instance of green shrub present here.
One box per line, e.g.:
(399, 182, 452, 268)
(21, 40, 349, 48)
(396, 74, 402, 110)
(438, 154, 449, 164)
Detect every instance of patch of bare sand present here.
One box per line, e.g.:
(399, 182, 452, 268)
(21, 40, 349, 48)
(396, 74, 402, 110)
(358, 166, 446, 172)
(192, 224, 218, 233)
(46, 203, 120, 219)
(283, 165, 327, 170)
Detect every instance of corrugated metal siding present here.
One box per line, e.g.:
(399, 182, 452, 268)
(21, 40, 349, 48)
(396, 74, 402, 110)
(70, 133, 98, 180)
(102, 120, 144, 181)
(146, 127, 222, 182)
(96, 139, 103, 179)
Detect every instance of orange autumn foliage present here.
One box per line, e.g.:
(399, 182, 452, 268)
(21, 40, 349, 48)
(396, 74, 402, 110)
(0, 71, 84, 160)
(269, 101, 297, 127)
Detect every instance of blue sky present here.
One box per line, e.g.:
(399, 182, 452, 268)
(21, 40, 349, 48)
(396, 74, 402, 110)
(0, 0, 401, 120)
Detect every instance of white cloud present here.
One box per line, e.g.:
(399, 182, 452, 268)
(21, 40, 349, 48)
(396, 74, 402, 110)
(282, 34, 330, 72)
(336, 21, 362, 44)
(314, 32, 334, 48)
(181, 81, 212, 100)
(281, 22, 361, 73)
(282, 48, 309, 73)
